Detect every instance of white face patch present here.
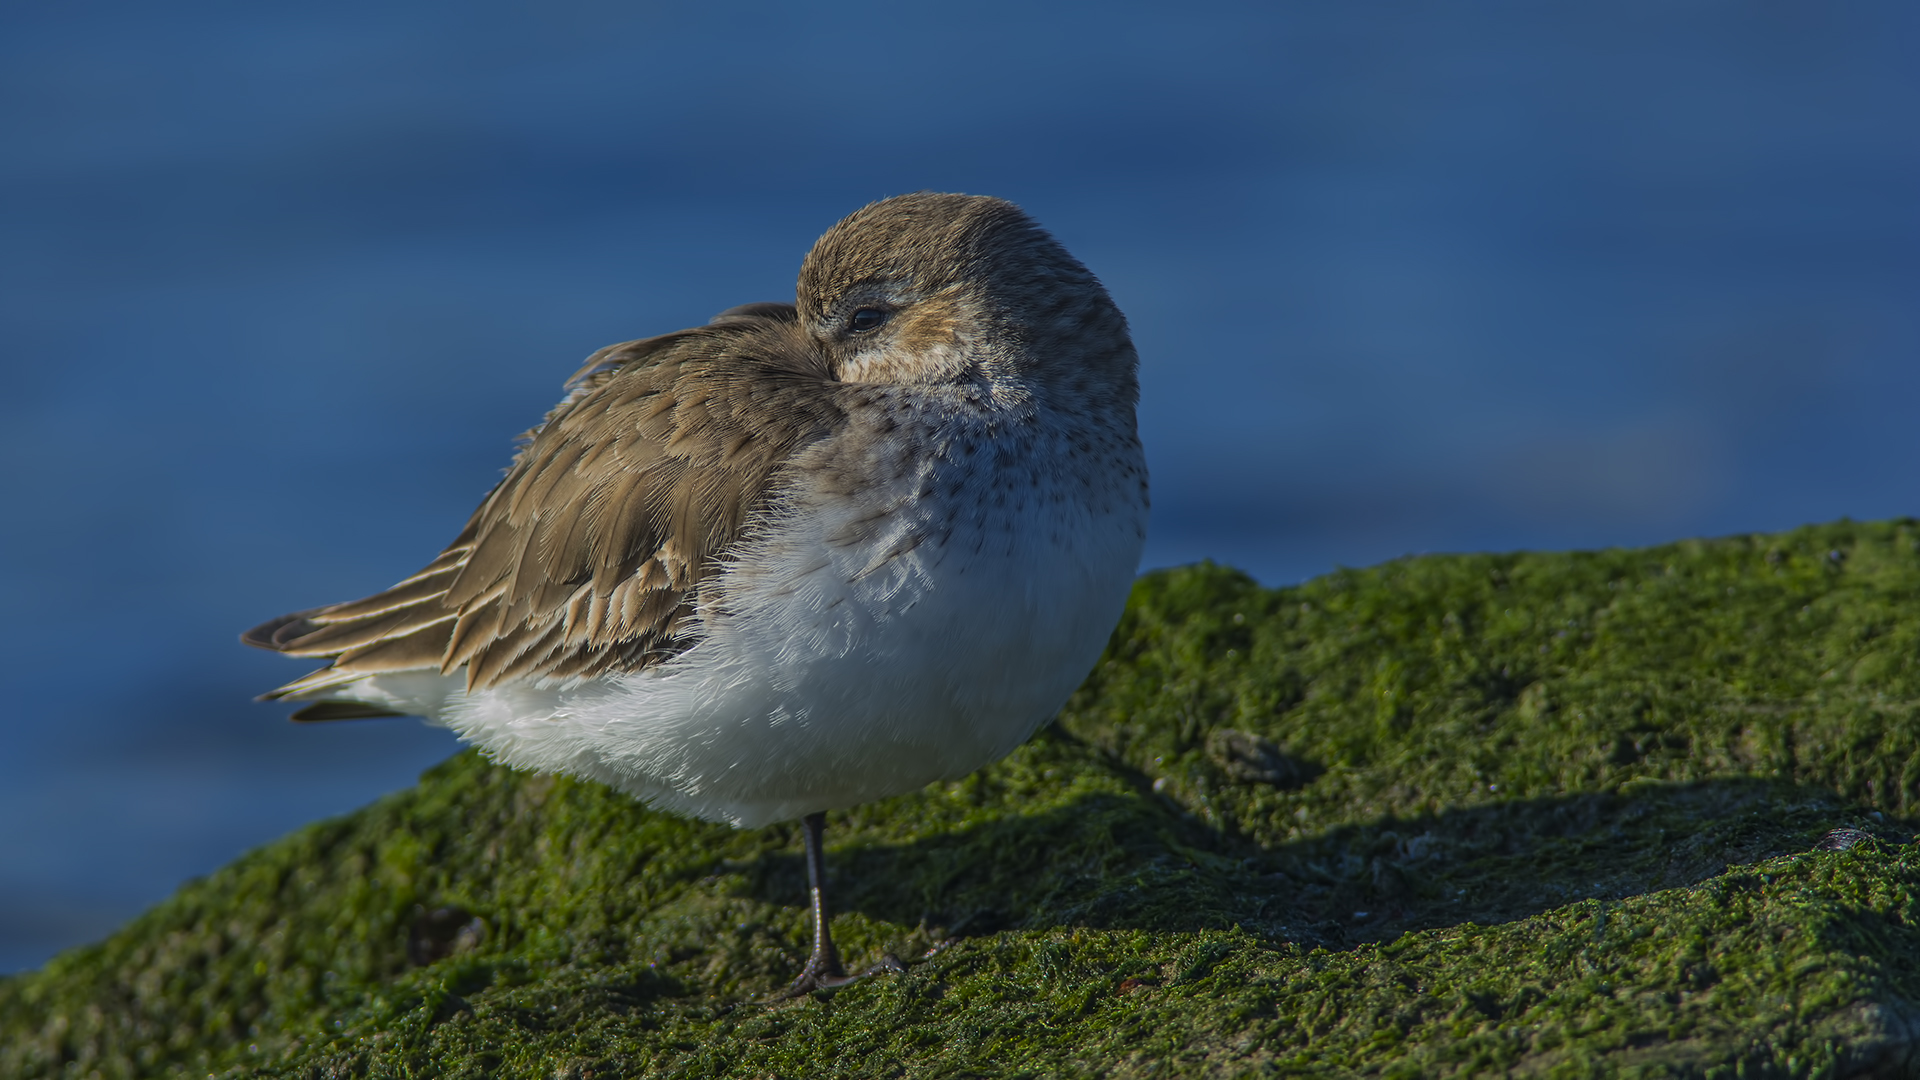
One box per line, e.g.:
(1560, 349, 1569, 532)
(835, 333, 970, 387)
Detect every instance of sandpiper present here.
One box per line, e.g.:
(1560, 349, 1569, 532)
(244, 192, 1148, 994)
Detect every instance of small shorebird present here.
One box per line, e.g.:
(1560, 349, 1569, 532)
(244, 192, 1148, 994)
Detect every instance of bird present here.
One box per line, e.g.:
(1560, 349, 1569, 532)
(243, 192, 1149, 995)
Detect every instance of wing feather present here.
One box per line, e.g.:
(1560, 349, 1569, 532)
(331, 619, 458, 672)
(245, 303, 842, 706)
(316, 565, 462, 620)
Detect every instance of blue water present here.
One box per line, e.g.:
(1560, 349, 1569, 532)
(2, 1, 1915, 971)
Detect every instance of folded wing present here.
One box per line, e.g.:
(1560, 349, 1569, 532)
(245, 305, 842, 715)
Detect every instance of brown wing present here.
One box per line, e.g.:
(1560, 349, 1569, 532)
(245, 304, 843, 704)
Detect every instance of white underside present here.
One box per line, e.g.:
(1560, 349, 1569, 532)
(312, 440, 1146, 828)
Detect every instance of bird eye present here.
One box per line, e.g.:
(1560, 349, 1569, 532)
(848, 308, 887, 333)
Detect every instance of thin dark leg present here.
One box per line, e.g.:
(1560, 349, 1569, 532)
(799, 811, 846, 982)
(783, 812, 851, 995)
(780, 812, 902, 997)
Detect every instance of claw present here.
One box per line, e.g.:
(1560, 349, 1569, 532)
(780, 953, 905, 999)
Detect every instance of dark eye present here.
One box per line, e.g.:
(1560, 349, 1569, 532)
(848, 307, 887, 333)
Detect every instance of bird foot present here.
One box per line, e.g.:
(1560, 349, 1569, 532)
(777, 952, 906, 999)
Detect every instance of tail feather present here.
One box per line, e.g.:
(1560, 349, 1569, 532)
(290, 702, 408, 722)
(240, 610, 322, 651)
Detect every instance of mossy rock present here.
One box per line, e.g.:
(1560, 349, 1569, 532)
(10, 520, 1920, 1077)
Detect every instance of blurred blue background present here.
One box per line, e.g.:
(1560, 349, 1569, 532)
(2, 1, 1915, 972)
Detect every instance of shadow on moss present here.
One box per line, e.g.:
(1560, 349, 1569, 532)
(768, 760, 1883, 959)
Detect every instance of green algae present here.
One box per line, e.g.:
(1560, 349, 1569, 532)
(8, 519, 1920, 1077)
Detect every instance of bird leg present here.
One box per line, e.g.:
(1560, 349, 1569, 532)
(780, 811, 902, 997)
(783, 811, 853, 995)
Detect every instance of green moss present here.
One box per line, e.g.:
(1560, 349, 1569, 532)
(10, 519, 1920, 1077)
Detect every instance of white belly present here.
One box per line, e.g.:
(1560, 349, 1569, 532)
(362, 426, 1147, 828)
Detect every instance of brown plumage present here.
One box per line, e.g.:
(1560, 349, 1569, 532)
(246, 305, 845, 708)
(243, 191, 1149, 996)
(244, 191, 1139, 715)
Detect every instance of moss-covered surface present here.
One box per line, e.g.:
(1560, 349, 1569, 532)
(12, 520, 1920, 1077)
